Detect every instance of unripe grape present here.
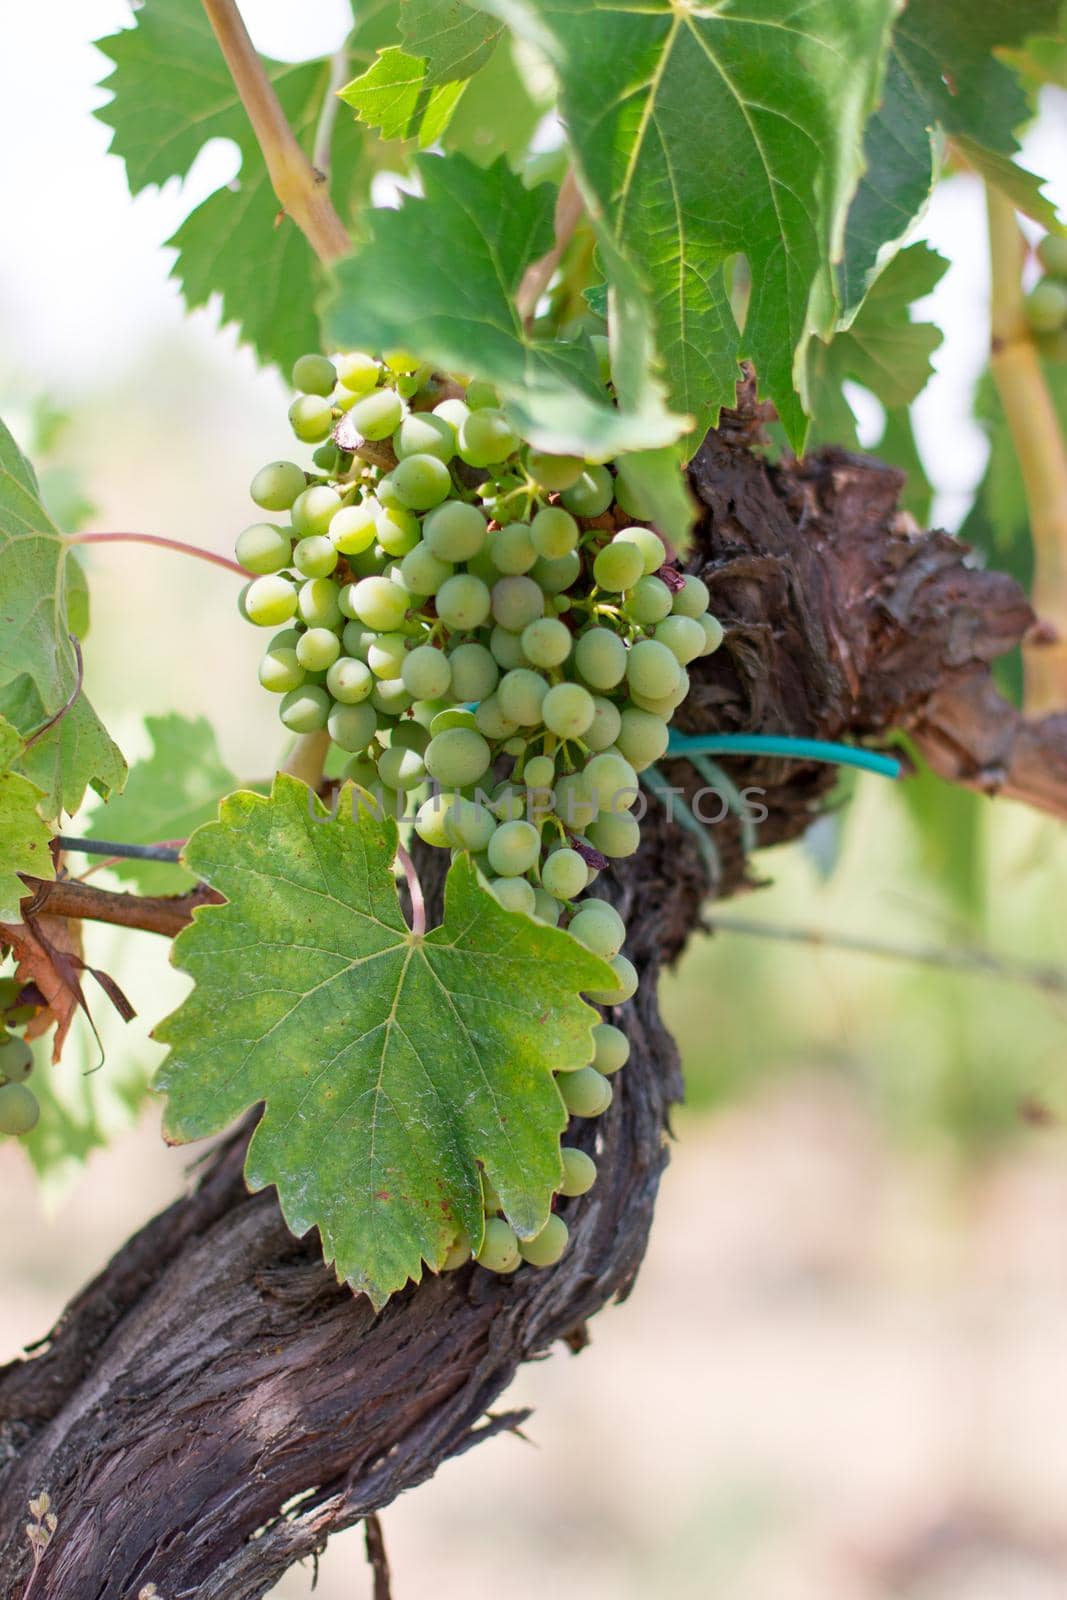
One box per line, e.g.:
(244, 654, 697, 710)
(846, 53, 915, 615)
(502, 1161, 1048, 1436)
(400, 542, 452, 597)
(699, 613, 725, 655)
(245, 574, 298, 626)
(655, 613, 706, 664)
(401, 644, 450, 700)
(585, 696, 623, 752)
(1025, 278, 1067, 333)
(349, 387, 405, 440)
(490, 625, 528, 670)
(292, 352, 337, 396)
(425, 727, 492, 786)
(259, 646, 305, 694)
(1037, 234, 1067, 277)
(521, 616, 572, 668)
(530, 506, 579, 559)
(519, 1213, 569, 1267)
(393, 411, 455, 463)
(475, 695, 518, 740)
(298, 577, 344, 629)
(498, 668, 548, 726)
(532, 550, 581, 594)
(442, 1234, 472, 1270)
(588, 809, 641, 858)
(328, 701, 377, 752)
(476, 1215, 521, 1272)
(488, 819, 541, 877)
(336, 350, 380, 392)
(377, 743, 426, 790)
(593, 540, 644, 592)
(374, 506, 418, 559)
(555, 771, 598, 829)
(296, 628, 341, 672)
(524, 754, 555, 789)
(449, 641, 499, 701)
(532, 888, 562, 925)
(436, 573, 491, 631)
(459, 408, 518, 467)
(616, 707, 669, 769)
(542, 682, 595, 739)
(626, 638, 681, 700)
(559, 1066, 613, 1118)
(329, 502, 379, 556)
(574, 627, 626, 689)
(624, 575, 673, 624)
(280, 684, 331, 732)
(430, 707, 479, 736)
(347, 575, 409, 631)
(586, 952, 638, 1005)
(670, 574, 710, 618)
(391, 720, 430, 754)
(492, 783, 527, 821)
(560, 1145, 596, 1196)
(465, 379, 500, 410)
(490, 522, 537, 575)
(433, 397, 470, 433)
(293, 535, 338, 579)
(370, 679, 412, 717)
(592, 1022, 630, 1075)
(326, 656, 373, 704)
(526, 450, 583, 491)
(342, 621, 373, 659)
(376, 474, 403, 510)
(391, 452, 452, 510)
(367, 632, 408, 679)
(447, 796, 497, 852)
(288, 395, 334, 443)
(0, 1034, 34, 1083)
(491, 576, 544, 631)
(613, 524, 666, 574)
(584, 751, 639, 813)
(313, 443, 341, 473)
(568, 904, 624, 958)
(384, 348, 421, 375)
(541, 847, 587, 901)
(250, 460, 306, 512)
(236, 523, 292, 575)
(0, 1080, 39, 1135)
(491, 877, 537, 915)
(561, 465, 613, 517)
(423, 500, 488, 562)
(415, 792, 458, 847)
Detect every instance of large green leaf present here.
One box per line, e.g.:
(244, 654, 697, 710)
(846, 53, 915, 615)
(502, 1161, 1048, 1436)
(339, 49, 467, 146)
(85, 714, 237, 894)
(94, 0, 383, 372)
(155, 774, 615, 1308)
(401, 0, 503, 84)
(0, 677, 126, 821)
(0, 419, 79, 715)
(470, 0, 896, 448)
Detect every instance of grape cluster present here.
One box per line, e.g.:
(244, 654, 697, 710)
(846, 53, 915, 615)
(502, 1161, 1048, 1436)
(1024, 234, 1067, 356)
(239, 347, 723, 1276)
(0, 979, 39, 1137)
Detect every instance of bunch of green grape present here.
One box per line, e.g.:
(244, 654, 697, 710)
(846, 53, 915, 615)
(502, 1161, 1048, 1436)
(238, 347, 723, 1276)
(0, 979, 40, 1137)
(1024, 234, 1067, 356)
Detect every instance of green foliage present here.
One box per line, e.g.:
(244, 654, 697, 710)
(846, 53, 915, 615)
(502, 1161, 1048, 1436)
(155, 775, 614, 1308)
(0, 715, 53, 920)
(401, 0, 503, 83)
(85, 715, 237, 894)
(339, 50, 467, 146)
(0, 677, 126, 820)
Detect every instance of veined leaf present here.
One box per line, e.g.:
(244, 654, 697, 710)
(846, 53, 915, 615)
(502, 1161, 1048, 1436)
(339, 48, 467, 147)
(0, 418, 79, 714)
(0, 754, 53, 922)
(155, 774, 615, 1308)
(401, 0, 504, 84)
(0, 677, 126, 820)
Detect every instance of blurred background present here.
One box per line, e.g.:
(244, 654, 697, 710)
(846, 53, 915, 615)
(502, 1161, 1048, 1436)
(3, 5, 1067, 1597)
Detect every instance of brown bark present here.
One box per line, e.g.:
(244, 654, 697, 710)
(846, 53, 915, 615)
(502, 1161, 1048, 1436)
(0, 412, 1046, 1599)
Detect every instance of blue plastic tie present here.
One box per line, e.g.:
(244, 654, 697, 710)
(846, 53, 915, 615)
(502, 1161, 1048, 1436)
(664, 732, 902, 781)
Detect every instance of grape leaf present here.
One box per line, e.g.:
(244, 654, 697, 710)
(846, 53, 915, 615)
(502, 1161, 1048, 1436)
(470, 0, 896, 448)
(94, 0, 381, 373)
(0, 764, 53, 923)
(442, 33, 547, 166)
(155, 774, 615, 1309)
(339, 49, 467, 147)
(85, 714, 237, 894)
(0, 676, 126, 820)
(0, 418, 79, 715)
(401, 0, 504, 84)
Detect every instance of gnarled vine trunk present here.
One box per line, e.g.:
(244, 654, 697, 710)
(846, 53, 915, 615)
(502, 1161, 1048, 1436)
(0, 407, 1049, 1599)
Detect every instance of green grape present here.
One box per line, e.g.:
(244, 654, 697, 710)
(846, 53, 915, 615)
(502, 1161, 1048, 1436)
(489, 625, 528, 670)
(349, 387, 405, 440)
(312, 443, 341, 474)
(698, 613, 725, 655)
(584, 751, 639, 812)
(447, 795, 497, 852)
(532, 550, 581, 594)
(391, 721, 430, 754)
(442, 1234, 472, 1270)
(559, 1066, 612, 1118)
(425, 727, 492, 786)
(245, 574, 298, 627)
(250, 460, 306, 512)
(519, 1212, 569, 1267)
(458, 408, 518, 467)
(293, 535, 339, 579)
(628, 687, 680, 718)
(384, 348, 421, 375)
(280, 684, 331, 733)
(498, 668, 548, 726)
(423, 500, 488, 562)
(530, 506, 579, 559)
(491, 576, 544, 631)
(370, 679, 413, 717)
(402, 644, 452, 700)
(400, 542, 453, 597)
(292, 353, 337, 396)
(560, 1145, 596, 1196)
(561, 465, 613, 517)
(593, 540, 644, 593)
(585, 952, 638, 1006)
(0, 1081, 39, 1135)
(367, 632, 409, 679)
(542, 682, 595, 739)
(475, 695, 518, 740)
(1025, 279, 1067, 333)
(465, 379, 500, 410)
(671, 574, 710, 618)
(655, 614, 706, 664)
(476, 1215, 520, 1273)
(430, 708, 478, 736)
(616, 707, 669, 769)
(347, 575, 409, 631)
(257, 640, 303, 691)
(376, 505, 421, 557)
(342, 621, 373, 659)
(586, 697, 622, 752)
(449, 641, 499, 701)
(492, 783, 527, 821)
(490, 522, 537, 575)
(624, 575, 673, 624)
(541, 847, 587, 901)
(1038, 235, 1067, 277)
(613, 524, 666, 574)
(481, 1169, 503, 1212)
(433, 397, 470, 434)
(235, 523, 292, 575)
(391, 452, 452, 510)
(296, 628, 341, 672)
(592, 1021, 630, 1075)
(488, 819, 541, 876)
(491, 877, 536, 916)
(555, 771, 598, 829)
(626, 638, 681, 700)
(328, 503, 377, 556)
(298, 577, 343, 629)
(343, 754, 380, 790)
(466, 544, 498, 587)
(568, 903, 624, 958)
(0, 1034, 34, 1083)
(336, 351, 380, 393)
(377, 744, 427, 790)
(288, 394, 334, 443)
(328, 701, 377, 752)
(393, 411, 455, 463)
(415, 792, 458, 847)
(521, 617, 572, 669)
(526, 450, 583, 491)
(574, 627, 626, 690)
(326, 656, 373, 704)
(588, 809, 640, 858)
(524, 754, 555, 789)
(436, 573, 491, 631)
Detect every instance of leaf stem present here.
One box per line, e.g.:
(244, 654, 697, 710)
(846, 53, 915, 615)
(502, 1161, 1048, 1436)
(516, 171, 584, 327)
(395, 842, 426, 937)
(66, 532, 249, 578)
(200, 0, 350, 266)
(986, 183, 1067, 712)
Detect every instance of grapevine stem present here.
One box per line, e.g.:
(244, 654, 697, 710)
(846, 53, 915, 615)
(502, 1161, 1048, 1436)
(66, 532, 249, 578)
(516, 171, 584, 326)
(200, 0, 350, 266)
(395, 843, 426, 937)
(986, 183, 1067, 712)
(283, 730, 331, 788)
